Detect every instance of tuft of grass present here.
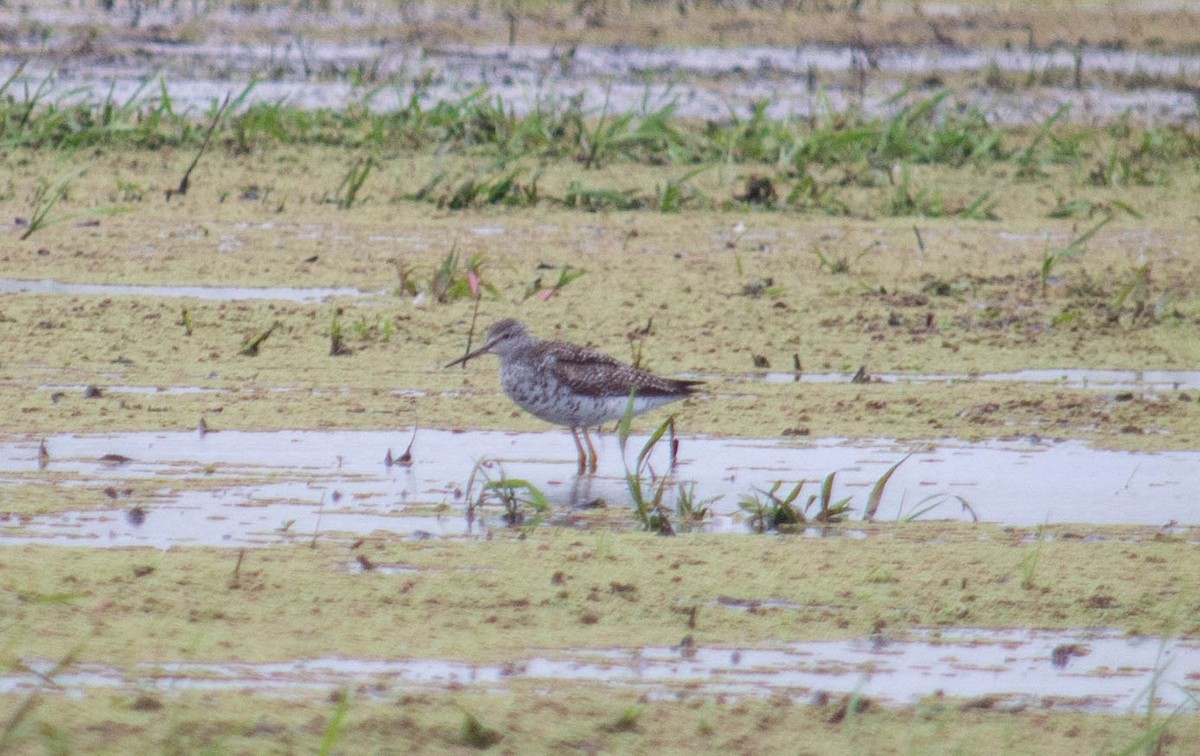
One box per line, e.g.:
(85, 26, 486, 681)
(813, 243, 873, 275)
(1108, 262, 1158, 326)
(1019, 525, 1047, 590)
(618, 407, 682, 535)
(1048, 196, 1105, 219)
(673, 481, 713, 530)
(464, 460, 549, 530)
(958, 189, 999, 220)
(403, 247, 497, 306)
(739, 473, 853, 533)
(239, 321, 280, 356)
(329, 309, 350, 356)
(1014, 104, 1071, 176)
(604, 704, 643, 733)
(114, 179, 146, 202)
(739, 480, 805, 532)
(522, 264, 586, 302)
(1036, 208, 1137, 301)
(20, 166, 124, 240)
(178, 307, 193, 336)
(335, 155, 374, 209)
(740, 455, 926, 532)
(564, 181, 640, 211)
(435, 166, 538, 209)
(430, 247, 466, 303)
(656, 165, 711, 212)
(575, 85, 683, 169)
(351, 313, 393, 342)
(458, 709, 502, 749)
(881, 164, 943, 217)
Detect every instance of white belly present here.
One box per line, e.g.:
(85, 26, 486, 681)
(502, 372, 676, 427)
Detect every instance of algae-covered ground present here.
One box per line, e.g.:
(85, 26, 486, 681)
(2, 148, 1198, 449)
(6, 529, 1200, 663)
(3, 530, 1199, 752)
(2, 1, 1200, 752)
(11, 684, 1195, 755)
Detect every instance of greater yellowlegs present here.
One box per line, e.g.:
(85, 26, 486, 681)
(446, 319, 700, 472)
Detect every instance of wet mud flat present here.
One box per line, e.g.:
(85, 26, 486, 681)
(3, 5, 1200, 751)
(3, 243, 1199, 748)
(3, 195, 1199, 752)
(4, 680, 1194, 755)
(2, 529, 1198, 751)
(5, 630, 1197, 713)
(0, 267, 1197, 448)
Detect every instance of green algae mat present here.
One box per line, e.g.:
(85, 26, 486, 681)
(3, 2, 1200, 752)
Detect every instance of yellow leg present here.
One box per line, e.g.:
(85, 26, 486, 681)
(582, 426, 598, 473)
(570, 427, 588, 473)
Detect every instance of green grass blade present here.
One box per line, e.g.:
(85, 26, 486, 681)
(863, 454, 910, 522)
(819, 471, 835, 510)
(637, 414, 674, 471)
(318, 690, 352, 756)
(617, 391, 636, 454)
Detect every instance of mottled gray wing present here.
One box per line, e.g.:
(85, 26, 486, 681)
(539, 341, 700, 398)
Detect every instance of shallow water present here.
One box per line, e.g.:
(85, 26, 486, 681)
(2, 629, 1195, 713)
(32, 364, 1200, 402)
(2, 35, 1197, 124)
(2, 429, 1196, 546)
(748, 368, 1200, 392)
(0, 278, 379, 302)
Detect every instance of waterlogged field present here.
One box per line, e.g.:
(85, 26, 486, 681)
(2, 1, 1200, 752)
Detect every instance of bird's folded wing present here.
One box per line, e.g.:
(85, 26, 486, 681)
(547, 356, 686, 398)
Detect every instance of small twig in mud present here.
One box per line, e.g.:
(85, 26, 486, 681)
(311, 493, 326, 548)
(386, 426, 417, 467)
(1124, 463, 1140, 490)
(228, 549, 245, 589)
(168, 92, 232, 200)
(398, 426, 416, 466)
(465, 258, 484, 357)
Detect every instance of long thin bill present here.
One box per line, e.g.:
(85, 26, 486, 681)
(444, 339, 495, 368)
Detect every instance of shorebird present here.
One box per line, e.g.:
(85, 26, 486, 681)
(445, 319, 701, 473)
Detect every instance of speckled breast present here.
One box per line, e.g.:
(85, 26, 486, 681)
(500, 369, 673, 427)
